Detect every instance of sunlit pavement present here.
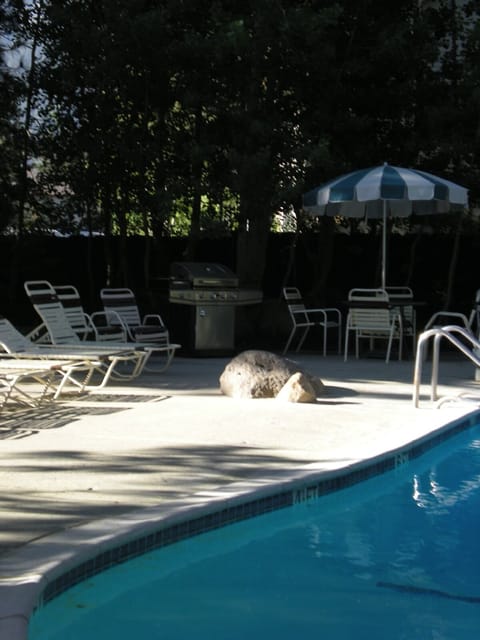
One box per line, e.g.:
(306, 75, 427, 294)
(0, 352, 479, 639)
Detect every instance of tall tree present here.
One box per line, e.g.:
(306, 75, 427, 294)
(206, 1, 341, 286)
(9, 0, 478, 296)
(36, 0, 179, 285)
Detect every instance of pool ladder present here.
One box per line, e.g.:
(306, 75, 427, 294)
(413, 325, 480, 408)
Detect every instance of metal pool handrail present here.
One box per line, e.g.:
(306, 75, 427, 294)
(413, 325, 480, 407)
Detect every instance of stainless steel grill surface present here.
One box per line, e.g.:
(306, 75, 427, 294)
(168, 262, 262, 353)
(170, 261, 238, 289)
(169, 262, 261, 306)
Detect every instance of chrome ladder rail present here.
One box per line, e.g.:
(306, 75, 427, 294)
(413, 325, 480, 408)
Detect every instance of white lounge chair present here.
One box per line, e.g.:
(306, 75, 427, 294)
(0, 357, 94, 409)
(282, 287, 342, 356)
(54, 284, 127, 342)
(344, 288, 403, 363)
(100, 287, 170, 344)
(99, 286, 180, 370)
(0, 314, 145, 392)
(24, 280, 179, 373)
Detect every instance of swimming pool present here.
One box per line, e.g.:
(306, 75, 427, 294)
(29, 422, 480, 640)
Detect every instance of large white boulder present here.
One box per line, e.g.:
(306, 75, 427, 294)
(219, 350, 324, 402)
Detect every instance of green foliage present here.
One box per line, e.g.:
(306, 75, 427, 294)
(0, 0, 479, 283)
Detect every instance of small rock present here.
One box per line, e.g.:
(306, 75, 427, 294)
(276, 372, 317, 403)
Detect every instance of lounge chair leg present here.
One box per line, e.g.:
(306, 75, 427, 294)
(295, 327, 310, 352)
(143, 347, 178, 373)
(282, 328, 296, 355)
(344, 327, 350, 362)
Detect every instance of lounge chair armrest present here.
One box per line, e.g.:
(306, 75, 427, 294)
(290, 308, 315, 325)
(424, 311, 470, 332)
(143, 314, 167, 329)
(90, 310, 112, 325)
(80, 311, 100, 340)
(90, 310, 128, 341)
(304, 307, 342, 324)
(93, 309, 126, 327)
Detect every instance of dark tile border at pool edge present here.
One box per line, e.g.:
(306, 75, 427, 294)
(36, 409, 480, 609)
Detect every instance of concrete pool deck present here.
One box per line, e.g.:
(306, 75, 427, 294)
(1, 352, 480, 638)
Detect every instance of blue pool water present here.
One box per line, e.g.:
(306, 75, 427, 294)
(29, 425, 480, 640)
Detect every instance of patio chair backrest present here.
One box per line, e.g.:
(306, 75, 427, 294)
(385, 286, 416, 335)
(283, 287, 303, 304)
(54, 285, 91, 339)
(348, 288, 389, 302)
(347, 288, 393, 331)
(24, 280, 81, 345)
(99, 287, 170, 344)
(468, 288, 480, 336)
(54, 284, 127, 342)
(384, 286, 413, 299)
(282, 287, 310, 324)
(100, 288, 142, 328)
(345, 288, 402, 362)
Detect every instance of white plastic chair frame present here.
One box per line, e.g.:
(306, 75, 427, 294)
(23, 281, 153, 384)
(54, 284, 127, 342)
(385, 285, 417, 353)
(424, 289, 480, 339)
(100, 288, 170, 344)
(344, 288, 403, 363)
(468, 289, 480, 337)
(282, 287, 342, 356)
(0, 357, 95, 409)
(24, 280, 179, 375)
(424, 310, 470, 332)
(0, 313, 149, 394)
(0, 360, 59, 410)
(99, 287, 180, 371)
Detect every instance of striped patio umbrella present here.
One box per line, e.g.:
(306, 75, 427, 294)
(303, 163, 469, 288)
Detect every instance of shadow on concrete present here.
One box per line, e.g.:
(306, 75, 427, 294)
(0, 441, 355, 554)
(0, 395, 170, 440)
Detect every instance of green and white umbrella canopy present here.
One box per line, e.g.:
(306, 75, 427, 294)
(303, 163, 469, 288)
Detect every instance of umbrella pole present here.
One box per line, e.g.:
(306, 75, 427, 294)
(381, 199, 387, 289)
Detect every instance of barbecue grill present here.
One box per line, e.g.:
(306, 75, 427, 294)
(169, 262, 262, 354)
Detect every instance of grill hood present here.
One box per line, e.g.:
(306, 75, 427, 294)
(170, 262, 239, 289)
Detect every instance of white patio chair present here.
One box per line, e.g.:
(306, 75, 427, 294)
(344, 288, 403, 363)
(100, 287, 170, 344)
(0, 312, 143, 393)
(23, 280, 177, 380)
(99, 287, 181, 371)
(385, 286, 417, 353)
(282, 287, 342, 356)
(424, 289, 480, 338)
(468, 288, 480, 338)
(54, 284, 126, 342)
(424, 311, 470, 332)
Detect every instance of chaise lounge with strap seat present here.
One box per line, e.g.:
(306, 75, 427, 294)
(24, 280, 180, 374)
(0, 314, 143, 393)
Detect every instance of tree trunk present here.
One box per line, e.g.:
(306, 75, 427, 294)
(235, 193, 271, 288)
(8, 1, 43, 306)
(444, 213, 463, 309)
(184, 189, 201, 261)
